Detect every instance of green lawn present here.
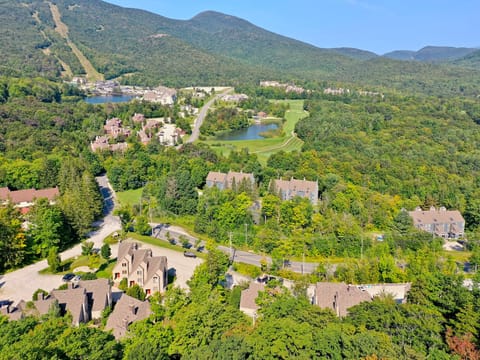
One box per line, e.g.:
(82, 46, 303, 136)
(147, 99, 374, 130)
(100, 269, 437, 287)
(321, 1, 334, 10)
(127, 232, 207, 259)
(201, 100, 307, 165)
(116, 188, 143, 207)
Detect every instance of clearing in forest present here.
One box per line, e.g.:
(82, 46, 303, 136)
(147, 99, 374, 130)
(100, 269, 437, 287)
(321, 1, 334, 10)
(202, 100, 307, 165)
(49, 2, 104, 81)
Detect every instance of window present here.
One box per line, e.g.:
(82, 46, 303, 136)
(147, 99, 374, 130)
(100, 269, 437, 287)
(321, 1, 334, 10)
(122, 270, 127, 275)
(137, 270, 142, 275)
(122, 263, 127, 267)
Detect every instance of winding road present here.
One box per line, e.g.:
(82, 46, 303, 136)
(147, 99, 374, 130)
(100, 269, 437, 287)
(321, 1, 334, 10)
(0, 176, 202, 305)
(186, 87, 233, 143)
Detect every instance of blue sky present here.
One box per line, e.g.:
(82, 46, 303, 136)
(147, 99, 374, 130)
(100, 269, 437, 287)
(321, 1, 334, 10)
(105, 0, 478, 54)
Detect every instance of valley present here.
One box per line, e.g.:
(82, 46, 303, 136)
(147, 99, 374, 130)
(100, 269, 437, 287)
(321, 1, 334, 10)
(0, 0, 479, 359)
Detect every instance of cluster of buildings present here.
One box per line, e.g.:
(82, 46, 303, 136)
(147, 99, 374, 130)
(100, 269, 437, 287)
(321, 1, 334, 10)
(323, 87, 350, 95)
(220, 93, 249, 102)
(240, 280, 411, 318)
(259, 81, 305, 94)
(91, 117, 130, 152)
(0, 241, 168, 339)
(91, 113, 185, 151)
(0, 186, 59, 213)
(134, 114, 184, 146)
(205, 171, 319, 205)
(142, 86, 177, 105)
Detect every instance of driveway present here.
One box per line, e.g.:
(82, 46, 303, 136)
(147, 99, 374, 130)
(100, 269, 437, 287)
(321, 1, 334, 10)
(0, 175, 121, 305)
(0, 176, 203, 305)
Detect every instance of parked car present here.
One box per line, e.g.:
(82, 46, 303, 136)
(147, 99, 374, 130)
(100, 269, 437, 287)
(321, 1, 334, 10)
(183, 251, 197, 258)
(73, 275, 81, 282)
(62, 273, 75, 282)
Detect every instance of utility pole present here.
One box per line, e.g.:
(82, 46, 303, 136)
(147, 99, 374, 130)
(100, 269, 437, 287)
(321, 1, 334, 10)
(244, 223, 248, 247)
(302, 244, 305, 275)
(361, 237, 364, 259)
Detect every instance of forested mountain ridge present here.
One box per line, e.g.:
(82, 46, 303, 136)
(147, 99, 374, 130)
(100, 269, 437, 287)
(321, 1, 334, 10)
(0, 0, 479, 95)
(384, 46, 478, 62)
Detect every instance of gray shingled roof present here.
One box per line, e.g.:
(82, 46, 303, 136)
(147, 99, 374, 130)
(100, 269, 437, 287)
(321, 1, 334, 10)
(51, 287, 87, 323)
(105, 294, 152, 339)
(78, 278, 111, 313)
(240, 283, 265, 312)
(315, 282, 371, 317)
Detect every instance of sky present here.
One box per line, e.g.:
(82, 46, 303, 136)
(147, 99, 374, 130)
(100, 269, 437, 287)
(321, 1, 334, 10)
(105, 0, 478, 54)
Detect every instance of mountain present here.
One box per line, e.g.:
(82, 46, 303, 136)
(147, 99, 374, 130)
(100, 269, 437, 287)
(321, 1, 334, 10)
(384, 46, 477, 62)
(454, 49, 480, 68)
(382, 50, 416, 61)
(0, 0, 479, 95)
(329, 47, 378, 61)
(171, 11, 358, 76)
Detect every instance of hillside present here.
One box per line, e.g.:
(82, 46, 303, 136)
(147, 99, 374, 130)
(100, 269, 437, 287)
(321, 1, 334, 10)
(329, 47, 378, 60)
(384, 46, 477, 62)
(0, 0, 479, 95)
(455, 49, 480, 68)
(172, 11, 357, 75)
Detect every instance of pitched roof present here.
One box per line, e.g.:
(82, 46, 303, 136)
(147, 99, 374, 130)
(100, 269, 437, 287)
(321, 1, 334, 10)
(240, 283, 265, 312)
(206, 171, 226, 183)
(315, 282, 371, 317)
(273, 178, 317, 194)
(32, 297, 57, 316)
(8, 189, 36, 203)
(0, 187, 59, 204)
(33, 187, 60, 201)
(408, 207, 464, 224)
(78, 278, 111, 313)
(51, 287, 87, 323)
(145, 256, 168, 284)
(117, 241, 138, 261)
(226, 171, 254, 185)
(0, 187, 9, 201)
(105, 294, 152, 339)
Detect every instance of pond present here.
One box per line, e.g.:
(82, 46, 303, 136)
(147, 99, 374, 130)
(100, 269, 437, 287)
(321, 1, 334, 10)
(84, 95, 135, 104)
(215, 123, 279, 141)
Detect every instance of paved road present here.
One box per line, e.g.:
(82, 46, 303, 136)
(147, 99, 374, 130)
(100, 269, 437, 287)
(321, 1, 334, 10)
(0, 175, 121, 305)
(186, 87, 233, 143)
(218, 246, 320, 274)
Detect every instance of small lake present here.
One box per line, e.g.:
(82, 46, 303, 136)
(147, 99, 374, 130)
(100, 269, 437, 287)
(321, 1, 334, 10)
(84, 95, 135, 104)
(215, 123, 279, 141)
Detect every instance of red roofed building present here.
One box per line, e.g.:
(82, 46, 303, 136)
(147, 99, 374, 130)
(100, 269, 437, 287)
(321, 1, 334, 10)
(0, 187, 60, 209)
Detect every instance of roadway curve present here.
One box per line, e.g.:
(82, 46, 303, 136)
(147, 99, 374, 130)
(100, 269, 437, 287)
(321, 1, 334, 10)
(0, 175, 121, 305)
(186, 87, 233, 143)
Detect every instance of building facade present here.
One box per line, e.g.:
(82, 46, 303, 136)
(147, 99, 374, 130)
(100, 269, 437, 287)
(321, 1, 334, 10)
(270, 178, 319, 205)
(112, 242, 168, 296)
